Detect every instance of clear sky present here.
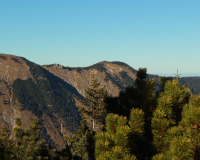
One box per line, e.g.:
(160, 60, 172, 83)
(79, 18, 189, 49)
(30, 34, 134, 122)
(1, 0, 200, 77)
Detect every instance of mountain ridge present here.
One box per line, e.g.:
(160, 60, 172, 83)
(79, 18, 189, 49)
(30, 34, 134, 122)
(0, 53, 200, 148)
(0, 54, 82, 147)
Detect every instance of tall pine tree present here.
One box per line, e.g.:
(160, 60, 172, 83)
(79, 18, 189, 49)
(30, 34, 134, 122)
(80, 75, 107, 130)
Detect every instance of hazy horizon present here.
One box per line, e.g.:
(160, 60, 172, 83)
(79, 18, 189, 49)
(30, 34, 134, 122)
(157, 73, 200, 78)
(1, 1, 199, 76)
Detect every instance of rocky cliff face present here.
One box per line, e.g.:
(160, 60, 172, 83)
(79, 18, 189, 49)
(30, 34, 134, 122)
(0, 54, 34, 132)
(43, 61, 138, 97)
(0, 54, 81, 148)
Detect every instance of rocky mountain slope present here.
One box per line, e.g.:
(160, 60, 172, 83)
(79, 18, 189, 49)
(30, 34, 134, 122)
(43, 61, 138, 97)
(0, 54, 82, 148)
(0, 53, 200, 148)
(43, 61, 162, 98)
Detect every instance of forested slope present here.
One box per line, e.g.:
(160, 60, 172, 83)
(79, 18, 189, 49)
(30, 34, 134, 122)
(180, 77, 200, 95)
(0, 54, 83, 147)
(0, 53, 200, 149)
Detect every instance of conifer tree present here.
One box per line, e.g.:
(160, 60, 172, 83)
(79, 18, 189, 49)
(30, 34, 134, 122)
(59, 145, 72, 160)
(80, 75, 107, 130)
(156, 76, 173, 96)
(179, 95, 200, 159)
(105, 68, 156, 118)
(104, 68, 156, 159)
(151, 79, 192, 159)
(95, 108, 145, 160)
(95, 114, 135, 160)
(0, 125, 14, 160)
(12, 117, 59, 160)
(66, 115, 95, 160)
(66, 76, 106, 160)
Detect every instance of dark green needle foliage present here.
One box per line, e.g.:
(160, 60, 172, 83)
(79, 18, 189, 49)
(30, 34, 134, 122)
(104, 68, 156, 159)
(0, 125, 14, 160)
(151, 79, 196, 159)
(60, 76, 106, 160)
(0, 117, 61, 160)
(105, 68, 156, 118)
(66, 117, 95, 160)
(80, 75, 107, 130)
(95, 108, 145, 160)
(13, 118, 47, 160)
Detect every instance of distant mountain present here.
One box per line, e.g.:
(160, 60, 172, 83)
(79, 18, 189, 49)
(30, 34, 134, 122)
(180, 77, 200, 95)
(43, 61, 140, 97)
(43, 60, 200, 98)
(0, 54, 82, 147)
(0, 53, 199, 148)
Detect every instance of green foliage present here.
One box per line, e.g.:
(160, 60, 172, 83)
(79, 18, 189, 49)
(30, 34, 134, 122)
(135, 68, 147, 84)
(95, 114, 134, 160)
(104, 68, 200, 159)
(105, 68, 156, 118)
(105, 114, 127, 135)
(95, 109, 145, 160)
(159, 76, 173, 89)
(66, 118, 95, 160)
(179, 95, 200, 159)
(150, 80, 200, 159)
(3, 63, 200, 159)
(105, 86, 139, 117)
(59, 146, 72, 160)
(156, 76, 200, 96)
(13, 118, 42, 159)
(0, 118, 63, 160)
(0, 125, 13, 160)
(157, 80, 190, 125)
(129, 108, 145, 135)
(155, 76, 173, 97)
(141, 78, 156, 113)
(151, 110, 171, 151)
(81, 76, 107, 130)
(104, 68, 156, 159)
(67, 77, 106, 159)
(15, 117, 22, 126)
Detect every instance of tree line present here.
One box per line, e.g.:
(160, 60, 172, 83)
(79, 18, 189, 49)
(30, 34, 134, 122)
(67, 68, 200, 159)
(1, 68, 200, 159)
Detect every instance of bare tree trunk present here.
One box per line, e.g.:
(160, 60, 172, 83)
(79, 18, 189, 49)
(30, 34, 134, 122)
(93, 119, 95, 129)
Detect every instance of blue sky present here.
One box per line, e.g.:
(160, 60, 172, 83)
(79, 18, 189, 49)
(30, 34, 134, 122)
(1, 1, 200, 77)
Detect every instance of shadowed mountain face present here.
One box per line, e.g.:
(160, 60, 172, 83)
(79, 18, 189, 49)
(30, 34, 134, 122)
(0, 54, 82, 147)
(180, 77, 200, 95)
(0, 53, 199, 147)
